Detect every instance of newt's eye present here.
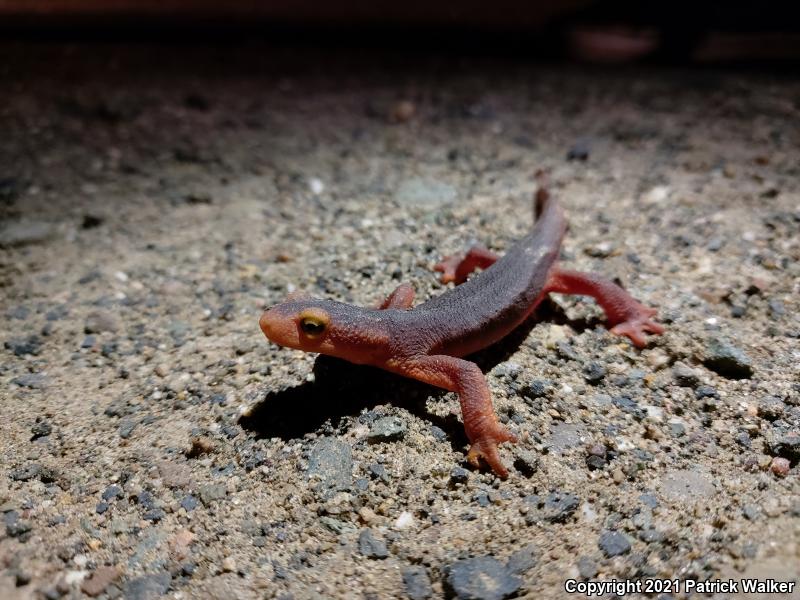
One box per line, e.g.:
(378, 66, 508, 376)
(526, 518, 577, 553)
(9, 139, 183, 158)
(300, 317, 326, 337)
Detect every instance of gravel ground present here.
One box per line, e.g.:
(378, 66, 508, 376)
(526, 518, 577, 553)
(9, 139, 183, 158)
(1, 44, 799, 599)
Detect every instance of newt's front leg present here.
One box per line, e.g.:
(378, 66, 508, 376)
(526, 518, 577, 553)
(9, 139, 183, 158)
(389, 354, 516, 477)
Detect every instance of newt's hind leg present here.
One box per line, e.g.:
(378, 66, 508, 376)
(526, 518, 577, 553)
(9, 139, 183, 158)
(545, 268, 664, 348)
(376, 283, 415, 309)
(434, 245, 499, 285)
(388, 355, 516, 478)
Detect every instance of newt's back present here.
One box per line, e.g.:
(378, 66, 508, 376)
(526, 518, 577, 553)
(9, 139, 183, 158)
(403, 193, 567, 357)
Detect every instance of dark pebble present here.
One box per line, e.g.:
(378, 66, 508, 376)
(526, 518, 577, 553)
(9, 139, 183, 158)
(638, 528, 664, 543)
(81, 335, 96, 349)
(10, 463, 57, 483)
(31, 420, 53, 439)
(6, 518, 32, 538)
(430, 425, 447, 442)
(525, 491, 579, 524)
(512, 449, 539, 477)
(402, 566, 433, 600)
(198, 483, 227, 506)
(449, 466, 470, 485)
(758, 396, 786, 421)
(358, 528, 389, 559)
(13, 374, 49, 389)
(767, 432, 800, 461)
(368, 463, 388, 481)
(506, 544, 537, 574)
(446, 556, 522, 600)
(583, 362, 606, 385)
(735, 432, 752, 448)
(96, 502, 109, 514)
(5, 335, 42, 357)
(180, 495, 198, 512)
(119, 420, 137, 439)
(520, 379, 549, 400)
(307, 438, 353, 495)
(102, 485, 123, 501)
(143, 508, 165, 522)
(367, 417, 407, 442)
(612, 396, 643, 418)
(567, 140, 590, 161)
(577, 556, 597, 579)
(694, 385, 718, 399)
(598, 530, 632, 557)
(703, 337, 753, 379)
(586, 455, 607, 470)
(121, 572, 171, 600)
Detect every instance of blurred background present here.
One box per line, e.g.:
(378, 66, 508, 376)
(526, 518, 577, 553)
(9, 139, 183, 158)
(1, 0, 799, 64)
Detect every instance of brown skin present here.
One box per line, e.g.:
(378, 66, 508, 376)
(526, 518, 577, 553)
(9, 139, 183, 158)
(260, 189, 664, 477)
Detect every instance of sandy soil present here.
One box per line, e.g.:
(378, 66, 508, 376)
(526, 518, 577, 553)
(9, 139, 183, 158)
(1, 44, 799, 599)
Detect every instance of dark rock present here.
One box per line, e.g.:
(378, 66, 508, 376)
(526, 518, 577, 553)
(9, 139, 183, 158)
(308, 438, 353, 495)
(6, 518, 32, 538)
(358, 528, 389, 559)
(577, 556, 597, 579)
(9, 463, 57, 483)
(520, 379, 549, 400)
(525, 491, 579, 524)
(671, 362, 701, 387)
(368, 417, 407, 442)
(402, 566, 433, 600)
(5, 335, 42, 357)
(122, 572, 171, 600)
(638, 528, 664, 543)
(767, 432, 800, 461)
(143, 508, 165, 522)
(31, 420, 53, 439)
(583, 362, 606, 385)
(198, 484, 227, 506)
(180, 495, 198, 511)
(567, 140, 590, 161)
(368, 463, 388, 481)
(512, 449, 539, 477)
(598, 530, 632, 557)
(703, 337, 753, 379)
(612, 396, 643, 418)
(430, 425, 447, 441)
(96, 502, 109, 514)
(13, 374, 49, 389)
(85, 310, 119, 334)
(102, 485, 123, 501)
(81, 335, 96, 349)
(506, 544, 537, 574)
(758, 397, 786, 421)
(694, 385, 718, 399)
(119, 420, 137, 439)
(449, 467, 470, 484)
(0, 220, 54, 246)
(445, 556, 522, 600)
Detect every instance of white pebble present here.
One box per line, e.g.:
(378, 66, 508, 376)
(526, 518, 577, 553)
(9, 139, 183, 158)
(309, 178, 325, 195)
(394, 511, 414, 530)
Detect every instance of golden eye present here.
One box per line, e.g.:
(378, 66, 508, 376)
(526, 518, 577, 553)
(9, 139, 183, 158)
(300, 317, 326, 337)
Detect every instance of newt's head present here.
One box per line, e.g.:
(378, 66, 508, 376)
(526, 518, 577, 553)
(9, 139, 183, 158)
(259, 295, 389, 364)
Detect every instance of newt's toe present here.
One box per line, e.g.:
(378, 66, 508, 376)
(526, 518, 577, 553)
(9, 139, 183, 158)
(433, 256, 460, 284)
(610, 308, 665, 348)
(466, 427, 517, 479)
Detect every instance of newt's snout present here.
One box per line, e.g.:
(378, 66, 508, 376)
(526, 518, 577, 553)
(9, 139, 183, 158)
(259, 306, 301, 348)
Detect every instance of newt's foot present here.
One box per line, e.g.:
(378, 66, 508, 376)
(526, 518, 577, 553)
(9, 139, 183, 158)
(466, 425, 517, 479)
(610, 306, 665, 348)
(433, 255, 462, 284)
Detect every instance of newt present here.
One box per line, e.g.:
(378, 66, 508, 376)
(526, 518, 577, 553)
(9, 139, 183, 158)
(259, 186, 664, 477)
